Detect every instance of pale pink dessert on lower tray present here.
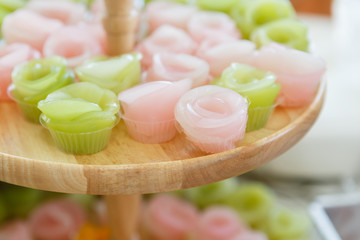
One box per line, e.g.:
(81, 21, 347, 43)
(0, 43, 40, 101)
(1, 9, 64, 51)
(187, 11, 240, 44)
(143, 194, 199, 240)
(253, 43, 326, 107)
(175, 85, 248, 153)
(43, 25, 103, 68)
(146, 1, 198, 32)
(118, 79, 192, 143)
(145, 53, 210, 87)
(193, 207, 247, 240)
(25, 0, 87, 24)
(29, 199, 86, 240)
(0, 221, 32, 240)
(136, 25, 197, 69)
(196, 37, 256, 77)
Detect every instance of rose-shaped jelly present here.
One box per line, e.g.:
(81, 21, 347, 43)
(145, 53, 210, 88)
(38, 82, 119, 154)
(0, 43, 40, 101)
(175, 85, 248, 153)
(76, 53, 141, 94)
(214, 63, 280, 131)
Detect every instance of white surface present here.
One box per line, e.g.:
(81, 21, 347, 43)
(257, 6, 360, 179)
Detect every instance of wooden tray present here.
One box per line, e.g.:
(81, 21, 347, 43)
(0, 78, 326, 195)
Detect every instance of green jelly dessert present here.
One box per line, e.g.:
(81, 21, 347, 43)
(183, 178, 238, 209)
(251, 18, 309, 51)
(76, 53, 141, 95)
(230, 0, 295, 39)
(2, 186, 42, 219)
(213, 63, 280, 131)
(0, 0, 27, 12)
(10, 56, 75, 122)
(261, 207, 311, 239)
(224, 183, 275, 227)
(195, 0, 238, 12)
(38, 82, 120, 154)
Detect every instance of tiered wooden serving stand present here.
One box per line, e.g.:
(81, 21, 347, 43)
(0, 1, 326, 239)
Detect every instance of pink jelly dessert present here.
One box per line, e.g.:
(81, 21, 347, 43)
(145, 53, 210, 87)
(187, 11, 240, 43)
(0, 221, 32, 240)
(2, 9, 63, 51)
(253, 43, 326, 107)
(175, 85, 248, 153)
(146, 1, 198, 32)
(143, 194, 199, 240)
(0, 43, 40, 101)
(25, 0, 87, 24)
(43, 25, 103, 68)
(118, 79, 192, 143)
(197, 37, 256, 77)
(29, 199, 86, 240)
(194, 207, 247, 240)
(136, 25, 197, 68)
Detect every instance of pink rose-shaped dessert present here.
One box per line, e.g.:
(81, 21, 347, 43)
(43, 25, 103, 68)
(194, 207, 247, 240)
(2, 9, 64, 50)
(29, 199, 86, 240)
(231, 231, 268, 240)
(136, 25, 197, 68)
(197, 37, 256, 77)
(146, 1, 198, 32)
(253, 43, 326, 107)
(187, 11, 240, 43)
(175, 85, 248, 153)
(145, 53, 210, 87)
(26, 0, 87, 24)
(0, 221, 32, 240)
(0, 43, 40, 101)
(143, 194, 199, 240)
(119, 79, 192, 143)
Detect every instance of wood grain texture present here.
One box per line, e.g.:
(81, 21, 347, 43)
(103, 0, 138, 55)
(0, 79, 326, 195)
(105, 194, 141, 240)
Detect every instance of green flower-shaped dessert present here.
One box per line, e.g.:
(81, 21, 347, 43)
(230, 0, 295, 39)
(183, 178, 239, 209)
(38, 82, 120, 154)
(10, 56, 75, 122)
(251, 18, 309, 51)
(213, 63, 280, 131)
(224, 183, 275, 227)
(195, 0, 238, 12)
(261, 207, 311, 239)
(75, 53, 141, 94)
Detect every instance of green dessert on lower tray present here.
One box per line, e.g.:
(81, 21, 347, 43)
(75, 53, 141, 95)
(38, 82, 120, 154)
(10, 56, 75, 122)
(213, 63, 280, 131)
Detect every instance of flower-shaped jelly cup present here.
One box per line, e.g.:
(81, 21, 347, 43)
(246, 104, 278, 132)
(40, 114, 120, 155)
(176, 121, 247, 154)
(7, 86, 41, 123)
(122, 117, 177, 144)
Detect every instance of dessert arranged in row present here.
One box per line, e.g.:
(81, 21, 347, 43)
(0, 0, 326, 155)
